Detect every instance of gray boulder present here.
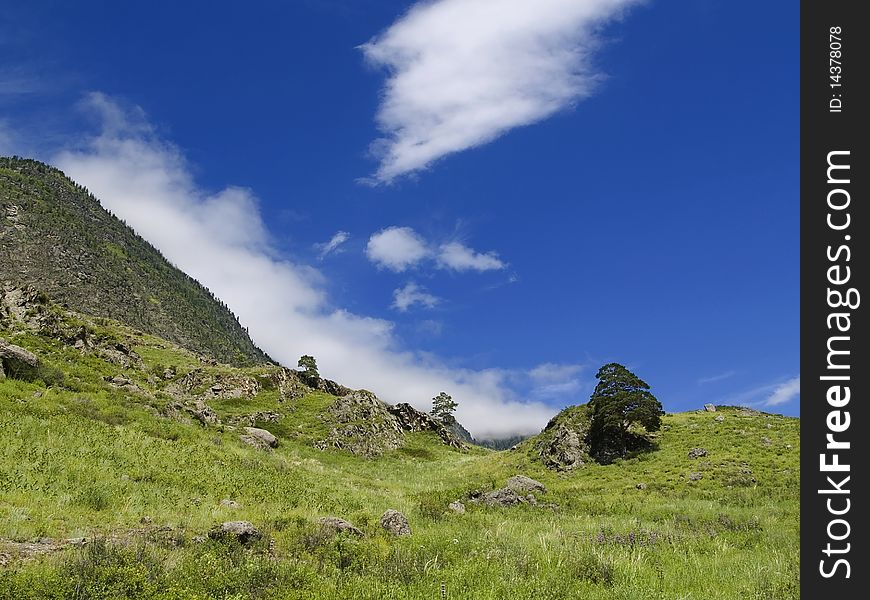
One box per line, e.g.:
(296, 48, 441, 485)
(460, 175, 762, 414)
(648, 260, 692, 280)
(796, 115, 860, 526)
(208, 521, 261, 545)
(704, 403, 717, 412)
(318, 516, 363, 536)
(448, 501, 466, 514)
(506, 475, 546, 494)
(0, 338, 40, 381)
(380, 509, 412, 536)
(475, 487, 524, 507)
(689, 472, 703, 481)
(240, 427, 278, 450)
(688, 448, 708, 459)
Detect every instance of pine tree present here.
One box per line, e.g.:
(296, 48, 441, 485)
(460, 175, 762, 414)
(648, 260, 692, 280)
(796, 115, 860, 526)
(431, 391, 458, 422)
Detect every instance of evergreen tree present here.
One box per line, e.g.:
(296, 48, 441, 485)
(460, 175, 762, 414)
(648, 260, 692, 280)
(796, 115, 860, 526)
(588, 363, 663, 463)
(431, 391, 458, 422)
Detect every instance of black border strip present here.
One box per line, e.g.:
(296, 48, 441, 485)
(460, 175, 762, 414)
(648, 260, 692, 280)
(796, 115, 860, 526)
(801, 1, 868, 595)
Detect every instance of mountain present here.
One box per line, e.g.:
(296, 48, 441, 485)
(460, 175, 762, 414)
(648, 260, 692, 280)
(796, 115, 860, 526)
(0, 157, 268, 366)
(0, 284, 800, 599)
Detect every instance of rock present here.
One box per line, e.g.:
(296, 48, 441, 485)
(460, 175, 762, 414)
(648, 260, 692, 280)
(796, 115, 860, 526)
(208, 521, 261, 545)
(0, 552, 10, 567)
(314, 377, 353, 397)
(688, 448, 708, 459)
(474, 487, 524, 507)
(387, 403, 464, 449)
(689, 472, 703, 481)
(240, 427, 278, 450)
(317, 517, 363, 536)
(714, 415, 725, 422)
(380, 509, 412, 536)
(761, 436, 772, 446)
(110, 375, 132, 387)
(506, 475, 547, 494)
(318, 391, 405, 456)
(220, 499, 240, 509)
(535, 405, 590, 471)
(164, 399, 220, 426)
(0, 337, 40, 381)
(704, 403, 717, 412)
(162, 367, 176, 380)
(448, 501, 466, 514)
(636, 483, 647, 490)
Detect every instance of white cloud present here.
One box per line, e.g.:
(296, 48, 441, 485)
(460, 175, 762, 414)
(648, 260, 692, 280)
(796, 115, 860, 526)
(697, 370, 737, 385)
(764, 377, 800, 407)
(719, 376, 801, 410)
(361, 0, 640, 182)
(530, 363, 585, 384)
(365, 227, 506, 273)
(315, 230, 350, 259)
(437, 241, 505, 272)
(392, 282, 440, 312)
(528, 362, 588, 401)
(366, 226, 429, 272)
(52, 92, 554, 439)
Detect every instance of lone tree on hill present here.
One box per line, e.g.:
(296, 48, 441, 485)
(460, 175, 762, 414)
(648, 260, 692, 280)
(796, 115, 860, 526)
(297, 355, 319, 382)
(431, 391, 458, 422)
(587, 363, 664, 463)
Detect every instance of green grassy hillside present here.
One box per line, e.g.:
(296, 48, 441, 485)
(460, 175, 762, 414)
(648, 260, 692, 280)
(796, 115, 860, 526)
(0, 157, 268, 366)
(0, 296, 799, 599)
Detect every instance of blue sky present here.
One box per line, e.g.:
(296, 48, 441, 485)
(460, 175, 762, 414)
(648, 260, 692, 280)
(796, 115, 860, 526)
(1, 0, 799, 437)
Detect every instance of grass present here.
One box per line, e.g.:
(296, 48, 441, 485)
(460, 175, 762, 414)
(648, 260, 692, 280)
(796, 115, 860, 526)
(0, 310, 799, 599)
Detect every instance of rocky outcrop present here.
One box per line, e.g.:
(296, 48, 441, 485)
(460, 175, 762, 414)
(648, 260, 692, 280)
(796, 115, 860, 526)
(317, 390, 405, 456)
(208, 521, 261, 545)
(387, 403, 464, 449)
(313, 377, 353, 397)
(704, 403, 717, 412)
(240, 427, 278, 450)
(0, 337, 40, 381)
(534, 405, 591, 471)
(380, 510, 411, 536)
(506, 475, 546, 495)
(164, 399, 220, 426)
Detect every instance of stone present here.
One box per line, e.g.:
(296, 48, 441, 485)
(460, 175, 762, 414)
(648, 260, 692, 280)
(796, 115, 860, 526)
(318, 391, 405, 456)
(538, 424, 587, 471)
(636, 483, 647, 490)
(689, 472, 703, 481)
(448, 501, 466, 514)
(220, 499, 240, 509)
(714, 415, 725, 422)
(688, 448, 708, 459)
(380, 509, 412, 536)
(704, 403, 717, 412)
(505, 475, 547, 495)
(476, 487, 524, 507)
(240, 427, 278, 450)
(318, 516, 363, 536)
(0, 337, 40, 381)
(208, 521, 261, 545)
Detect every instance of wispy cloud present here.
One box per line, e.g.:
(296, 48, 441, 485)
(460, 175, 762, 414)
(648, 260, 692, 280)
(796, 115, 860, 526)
(360, 0, 641, 183)
(392, 282, 440, 312)
(315, 230, 350, 259)
(527, 362, 589, 401)
(719, 376, 801, 410)
(365, 226, 506, 273)
(698, 370, 737, 385)
(52, 92, 554, 439)
(764, 377, 800, 407)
